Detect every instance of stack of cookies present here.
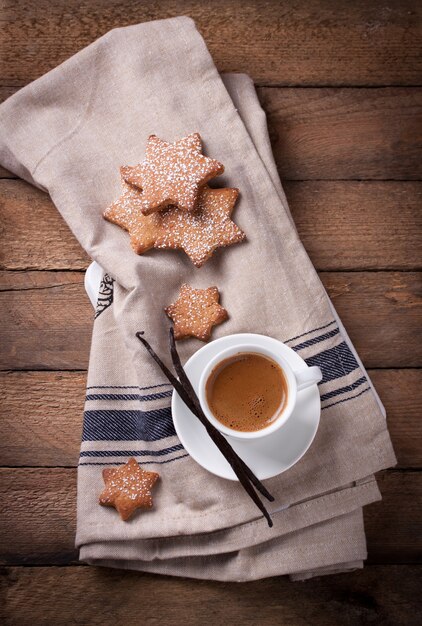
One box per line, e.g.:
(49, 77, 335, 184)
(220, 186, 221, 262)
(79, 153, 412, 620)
(104, 133, 246, 268)
(104, 133, 246, 342)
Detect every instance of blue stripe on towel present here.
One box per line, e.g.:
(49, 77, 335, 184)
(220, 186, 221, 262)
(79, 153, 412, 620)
(305, 341, 359, 383)
(80, 443, 183, 458)
(85, 390, 173, 402)
(322, 386, 371, 410)
(285, 320, 337, 344)
(82, 407, 176, 442)
(320, 376, 367, 402)
(85, 383, 171, 391)
(81, 328, 366, 444)
(291, 328, 340, 351)
(79, 453, 190, 467)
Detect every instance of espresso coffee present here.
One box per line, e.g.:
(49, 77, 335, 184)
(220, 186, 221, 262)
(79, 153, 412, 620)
(205, 352, 288, 432)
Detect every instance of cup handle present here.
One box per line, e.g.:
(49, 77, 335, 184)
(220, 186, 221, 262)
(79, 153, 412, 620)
(294, 366, 323, 391)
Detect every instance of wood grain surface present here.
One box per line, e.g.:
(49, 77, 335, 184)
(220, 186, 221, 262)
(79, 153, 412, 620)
(0, 469, 420, 566)
(1, 86, 421, 181)
(1, 369, 420, 468)
(1, 179, 421, 271)
(260, 88, 422, 180)
(1, 565, 420, 626)
(1, 0, 421, 87)
(1, 1, 421, 623)
(1, 270, 420, 370)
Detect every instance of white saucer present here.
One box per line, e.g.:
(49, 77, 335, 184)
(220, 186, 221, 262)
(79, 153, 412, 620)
(172, 333, 321, 481)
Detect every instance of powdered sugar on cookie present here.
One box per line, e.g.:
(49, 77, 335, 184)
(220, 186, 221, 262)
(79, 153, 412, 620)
(104, 180, 245, 266)
(122, 133, 224, 214)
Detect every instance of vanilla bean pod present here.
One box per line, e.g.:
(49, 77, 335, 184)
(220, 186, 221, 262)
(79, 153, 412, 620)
(136, 331, 273, 527)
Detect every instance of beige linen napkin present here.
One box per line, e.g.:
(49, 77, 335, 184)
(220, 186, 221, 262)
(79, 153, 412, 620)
(0, 17, 396, 581)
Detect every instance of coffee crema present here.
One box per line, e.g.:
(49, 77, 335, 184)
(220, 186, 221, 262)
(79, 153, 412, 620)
(205, 352, 288, 432)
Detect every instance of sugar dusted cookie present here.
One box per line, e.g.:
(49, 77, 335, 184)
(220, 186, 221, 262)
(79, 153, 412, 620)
(165, 283, 228, 341)
(155, 186, 245, 267)
(99, 457, 159, 521)
(122, 133, 224, 214)
(104, 180, 245, 266)
(103, 169, 161, 254)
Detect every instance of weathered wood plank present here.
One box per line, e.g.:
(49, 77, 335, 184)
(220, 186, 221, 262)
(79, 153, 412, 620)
(0, 84, 16, 178)
(0, 272, 93, 371)
(321, 272, 422, 369)
(0, 167, 15, 179)
(286, 181, 422, 270)
(0, 468, 78, 565)
(1, 180, 421, 271)
(364, 472, 422, 564)
(0, 370, 419, 468)
(1, 86, 421, 181)
(1, 0, 421, 87)
(369, 370, 421, 468)
(0, 86, 16, 101)
(0, 469, 419, 566)
(1, 565, 421, 626)
(259, 87, 422, 180)
(0, 181, 90, 270)
(2, 565, 421, 626)
(0, 371, 86, 467)
(1, 270, 420, 370)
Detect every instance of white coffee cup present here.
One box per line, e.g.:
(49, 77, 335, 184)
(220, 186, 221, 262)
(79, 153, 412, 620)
(198, 343, 322, 440)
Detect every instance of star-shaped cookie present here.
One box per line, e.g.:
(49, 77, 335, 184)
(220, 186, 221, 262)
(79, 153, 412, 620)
(165, 283, 228, 341)
(99, 457, 159, 521)
(121, 133, 224, 214)
(154, 186, 245, 267)
(104, 180, 246, 267)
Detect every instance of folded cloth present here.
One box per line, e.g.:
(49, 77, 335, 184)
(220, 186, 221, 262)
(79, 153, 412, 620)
(0, 16, 396, 581)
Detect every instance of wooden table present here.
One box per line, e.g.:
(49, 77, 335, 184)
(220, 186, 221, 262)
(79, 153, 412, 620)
(1, 2, 421, 624)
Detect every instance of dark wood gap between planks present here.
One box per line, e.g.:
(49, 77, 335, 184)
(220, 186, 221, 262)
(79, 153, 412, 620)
(0, 466, 78, 470)
(2, 82, 422, 89)
(2, 175, 422, 182)
(0, 561, 415, 568)
(4, 365, 84, 373)
(0, 466, 417, 471)
(257, 85, 422, 89)
(2, 366, 422, 372)
(2, 268, 421, 274)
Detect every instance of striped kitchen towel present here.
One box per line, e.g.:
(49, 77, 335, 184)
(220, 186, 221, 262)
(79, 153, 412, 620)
(0, 17, 396, 581)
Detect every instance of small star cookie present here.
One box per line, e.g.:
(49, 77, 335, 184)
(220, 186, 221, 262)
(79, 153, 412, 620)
(99, 457, 159, 521)
(121, 133, 224, 214)
(104, 180, 246, 267)
(165, 283, 228, 341)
